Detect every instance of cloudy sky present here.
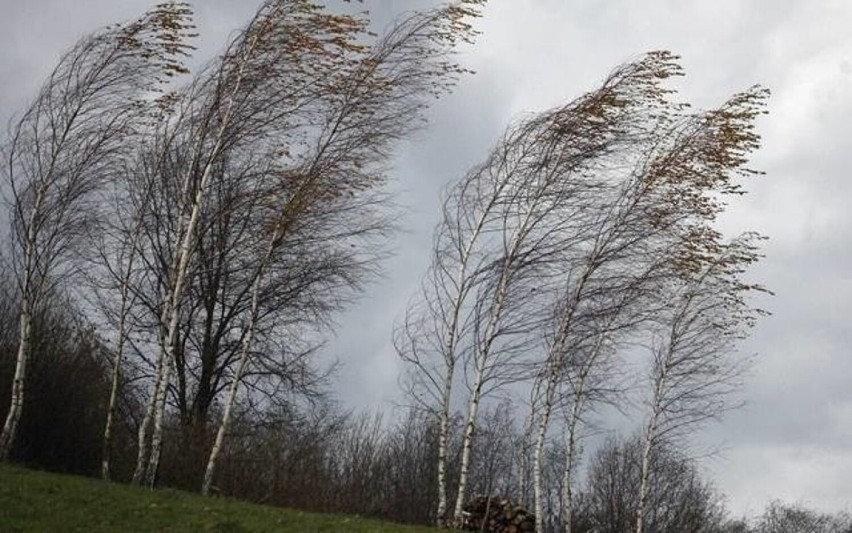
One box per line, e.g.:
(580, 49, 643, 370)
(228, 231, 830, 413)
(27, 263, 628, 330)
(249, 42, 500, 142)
(2, 0, 851, 518)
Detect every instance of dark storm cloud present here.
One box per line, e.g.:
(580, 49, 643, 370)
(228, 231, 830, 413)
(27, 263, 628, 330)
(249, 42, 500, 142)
(1, 0, 849, 516)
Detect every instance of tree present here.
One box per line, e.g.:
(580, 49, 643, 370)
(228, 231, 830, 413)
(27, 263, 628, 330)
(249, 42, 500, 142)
(574, 436, 727, 533)
(0, 3, 195, 461)
(526, 52, 689, 533)
(754, 501, 852, 533)
(530, 71, 769, 533)
(114, 0, 486, 488)
(397, 51, 679, 525)
(628, 83, 770, 533)
(197, 0, 485, 493)
(635, 233, 767, 533)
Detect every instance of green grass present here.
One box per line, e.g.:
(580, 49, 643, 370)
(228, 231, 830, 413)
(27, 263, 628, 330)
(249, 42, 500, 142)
(0, 464, 438, 532)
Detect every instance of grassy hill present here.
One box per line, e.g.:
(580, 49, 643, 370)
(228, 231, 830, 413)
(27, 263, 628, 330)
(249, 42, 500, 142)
(0, 464, 439, 532)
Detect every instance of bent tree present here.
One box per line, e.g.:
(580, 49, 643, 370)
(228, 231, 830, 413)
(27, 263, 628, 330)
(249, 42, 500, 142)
(0, 3, 195, 461)
(200, 0, 487, 496)
(398, 51, 770, 532)
(127, 0, 485, 488)
(635, 234, 767, 533)
(536, 83, 770, 533)
(399, 50, 682, 527)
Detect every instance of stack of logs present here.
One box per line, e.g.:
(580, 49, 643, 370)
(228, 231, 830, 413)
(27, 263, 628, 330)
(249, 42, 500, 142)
(460, 496, 535, 532)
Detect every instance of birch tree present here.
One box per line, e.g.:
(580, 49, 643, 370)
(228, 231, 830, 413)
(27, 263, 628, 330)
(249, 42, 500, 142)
(0, 3, 195, 461)
(87, 127, 183, 481)
(530, 75, 770, 533)
(130, 0, 379, 486)
(125, 0, 485, 487)
(629, 84, 770, 533)
(635, 233, 767, 533)
(397, 51, 681, 527)
(199, 0, 486, 495)
(523, 52, 694, 533)
(396, 149, 517, 526)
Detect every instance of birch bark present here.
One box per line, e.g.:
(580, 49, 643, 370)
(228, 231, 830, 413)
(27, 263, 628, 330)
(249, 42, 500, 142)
(201, 239, 274, 495)
(0, 190, 41, 459)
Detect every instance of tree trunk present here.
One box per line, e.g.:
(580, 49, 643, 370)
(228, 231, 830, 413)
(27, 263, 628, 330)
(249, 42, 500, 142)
(101, 302, 128, 481)
(636, 419, 655, 533)
(436, 361, 454, 527)
(636, 379, 664, 533)
(0, 190, 42, 462)
(144, 353, 173, 486)
(561, 400, 581, 533)
(560, 330, 606, 533)
(453, 375, 483, 523)
(201, 240, 273, 495)
(532, 371, 557, 533)
(0, 301, 32, 461)
(452, 202, 534, 524)
(132, 324, 168, 485)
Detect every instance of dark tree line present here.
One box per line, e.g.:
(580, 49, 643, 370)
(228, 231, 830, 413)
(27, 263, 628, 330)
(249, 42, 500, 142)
(2, 320, 847, 532)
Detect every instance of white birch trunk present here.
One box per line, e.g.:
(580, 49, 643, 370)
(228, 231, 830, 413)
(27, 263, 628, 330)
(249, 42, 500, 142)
(452, 279, 513, 524)
(636, 373, 665, 533)
(636, 414, 657, 533)
(436, 361, 454, 526)
(452, 203, 534, 524)
(0, 300, 32, 460)
(517, 407, 537, 508)
(452, 272, 512, 522)
(532, 371, 557, 533)
(201, 240, 274, 495)
(131, 322, 167, 485)
(532, 309, 576, 533)
(101, 292, 130, 481)
(144, 349, 173, 486)
(560, 329, 607, 533)
(142, 179, 212, 486)
(434, 198, 495, 527)
(453, 368, 483, 522)
(0, 189, 43, 461)
(532, 258, 601, 532)
(141, 45, 253, 485)
(560, 398, 582, 533)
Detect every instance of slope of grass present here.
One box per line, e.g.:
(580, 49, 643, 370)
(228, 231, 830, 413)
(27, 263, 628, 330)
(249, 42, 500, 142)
(0, 463, 438, 532)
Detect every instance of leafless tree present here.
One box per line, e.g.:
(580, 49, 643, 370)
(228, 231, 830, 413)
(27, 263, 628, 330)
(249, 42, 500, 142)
(754, 501, 852, 533)
(576, 435, 728, 533)
(0, 3, 194, 461)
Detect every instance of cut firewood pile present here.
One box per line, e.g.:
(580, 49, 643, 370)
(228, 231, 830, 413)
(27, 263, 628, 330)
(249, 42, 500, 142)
(459, 496, 535, 532)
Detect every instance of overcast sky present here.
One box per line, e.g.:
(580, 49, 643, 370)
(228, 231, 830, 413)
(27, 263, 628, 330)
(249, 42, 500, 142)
(1, 0, 851, 519)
